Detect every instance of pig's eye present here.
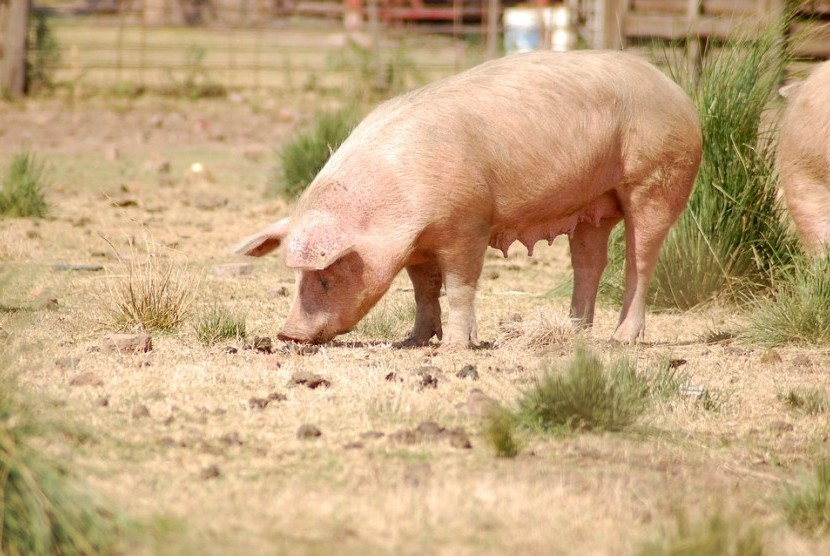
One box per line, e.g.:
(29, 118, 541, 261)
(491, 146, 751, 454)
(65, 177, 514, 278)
(317, 273, 331, 293)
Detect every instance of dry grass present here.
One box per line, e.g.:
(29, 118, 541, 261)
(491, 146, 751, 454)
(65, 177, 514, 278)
(2, 92, 830, 554)
(495, 309, 573, 350)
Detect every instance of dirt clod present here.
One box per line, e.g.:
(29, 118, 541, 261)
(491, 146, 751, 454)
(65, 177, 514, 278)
(360, 431, 385, 440)
(69, 372, 103, 387)
(224, 346, 238, 354)
(103, 333, 153, 354)
(247, 336, 272, 353)
(132, 405, 151, 419)
(344, 441, 364, 450)
(220, 432, 244, 446)
(416, 421, 444, 438)
(248, 397, 270, 410)
(290, 371, 331, 389)
(413, 366, 440, 389)
(760, 349, 783, 364)
(96, 396, 109, 407)
(267, 392, 287, 401)
(389, 429, 420, 444)
(200, 465, 221, 480)
(272, 285, 290, 297)
(455, 364, 479, 380)
(447, 429, 472, 450)
(297, 424, 322, 439)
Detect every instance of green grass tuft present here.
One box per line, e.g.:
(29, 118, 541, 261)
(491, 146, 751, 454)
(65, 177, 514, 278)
(354, 297, 416, 342)
(270, 106, 361, 201)
(782, 460, 830, 536)
(0, 354, 124, 554)
(638, 509, 764, 556)
(483, 404, 522, 458)
(194, 305, 247, 346)
(0, 152, 49, 218)
(779, 387, 830, 416)
(515, 345, 650, 434)
(746, 256, 830, 346)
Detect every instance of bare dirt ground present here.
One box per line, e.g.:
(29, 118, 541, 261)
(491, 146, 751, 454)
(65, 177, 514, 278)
(2, 92, 830, 555)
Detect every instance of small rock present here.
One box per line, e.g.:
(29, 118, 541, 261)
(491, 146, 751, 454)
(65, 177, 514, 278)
(455, 364, 479, 380)
(56, 356, 81, 370)
(679, 385, 706, 399)
(212, 263, 254, 277)
(200, 465, 221, 480)
(248, 397, 270, 410)
(96, 396, 109, 407)
(759, 348, 783, 365)
(447, 429, 472, 450)
(220, 432, 243, 446)
(102, 333, 153, 354)
(290, 371, 331, 389)
(69, 372, 103, 387)
(297, 424, 322, 439)
(792, 354, 812, 368)
(132, 405, 151, 419)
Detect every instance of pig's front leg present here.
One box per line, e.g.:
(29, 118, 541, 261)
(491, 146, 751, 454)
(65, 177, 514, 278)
(568, 217, 620, 328)
(438, 243, 486, 349)
(402, 260, 443, 346)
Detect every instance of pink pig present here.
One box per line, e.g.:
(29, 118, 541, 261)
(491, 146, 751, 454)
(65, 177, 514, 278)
(778, 59, 830, 256)
(234, 50, 702, 348)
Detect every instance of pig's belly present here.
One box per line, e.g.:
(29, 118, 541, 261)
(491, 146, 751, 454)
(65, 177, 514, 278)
(488, 192, 622, 257)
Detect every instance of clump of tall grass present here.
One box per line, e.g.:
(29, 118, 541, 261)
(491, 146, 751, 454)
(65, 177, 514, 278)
(194, 305, 247, 346)
(603, 13, 797, 310)
(107, 244, 195, 332)
(638, 509, 764, 556)
(0, 152, 49, 218)
(745, 255, 830, 346)
(514, 345, 650, 434)
(269, 106, 361, 201)
(782, 460, 830, 536)
(0, 352, 123, 554)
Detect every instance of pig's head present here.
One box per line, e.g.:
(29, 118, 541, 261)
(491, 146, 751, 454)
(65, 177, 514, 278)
(233, 211, 396, 344)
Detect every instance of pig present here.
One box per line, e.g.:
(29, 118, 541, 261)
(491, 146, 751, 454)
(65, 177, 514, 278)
(234, 50, 702, 348)
(777, 59, 830, 256)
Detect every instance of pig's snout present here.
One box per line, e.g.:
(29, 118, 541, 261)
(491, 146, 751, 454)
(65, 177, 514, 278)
(277, 324, 342, 345)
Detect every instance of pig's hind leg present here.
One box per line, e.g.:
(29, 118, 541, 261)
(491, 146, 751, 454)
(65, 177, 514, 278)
(568, 216, 622, 328)
(437, 239, 488, 348)
(402, 260, 444, 346)
(613, 164, 696, 343)
(782, 169, 830, 257)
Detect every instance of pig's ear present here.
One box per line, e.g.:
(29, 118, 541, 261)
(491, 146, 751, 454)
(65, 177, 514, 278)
(232, 218, 291, 257)
(284, 214, 355, 270)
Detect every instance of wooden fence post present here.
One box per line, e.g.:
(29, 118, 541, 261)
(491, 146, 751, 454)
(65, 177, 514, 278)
(0, 0, 29, 98)
(686, 0, 702, 87)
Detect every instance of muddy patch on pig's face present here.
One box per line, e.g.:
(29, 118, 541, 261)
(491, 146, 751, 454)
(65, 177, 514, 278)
(281, 251, 384, 343)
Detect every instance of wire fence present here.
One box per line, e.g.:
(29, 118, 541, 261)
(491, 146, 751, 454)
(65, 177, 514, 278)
(31, 0, 494, 94)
